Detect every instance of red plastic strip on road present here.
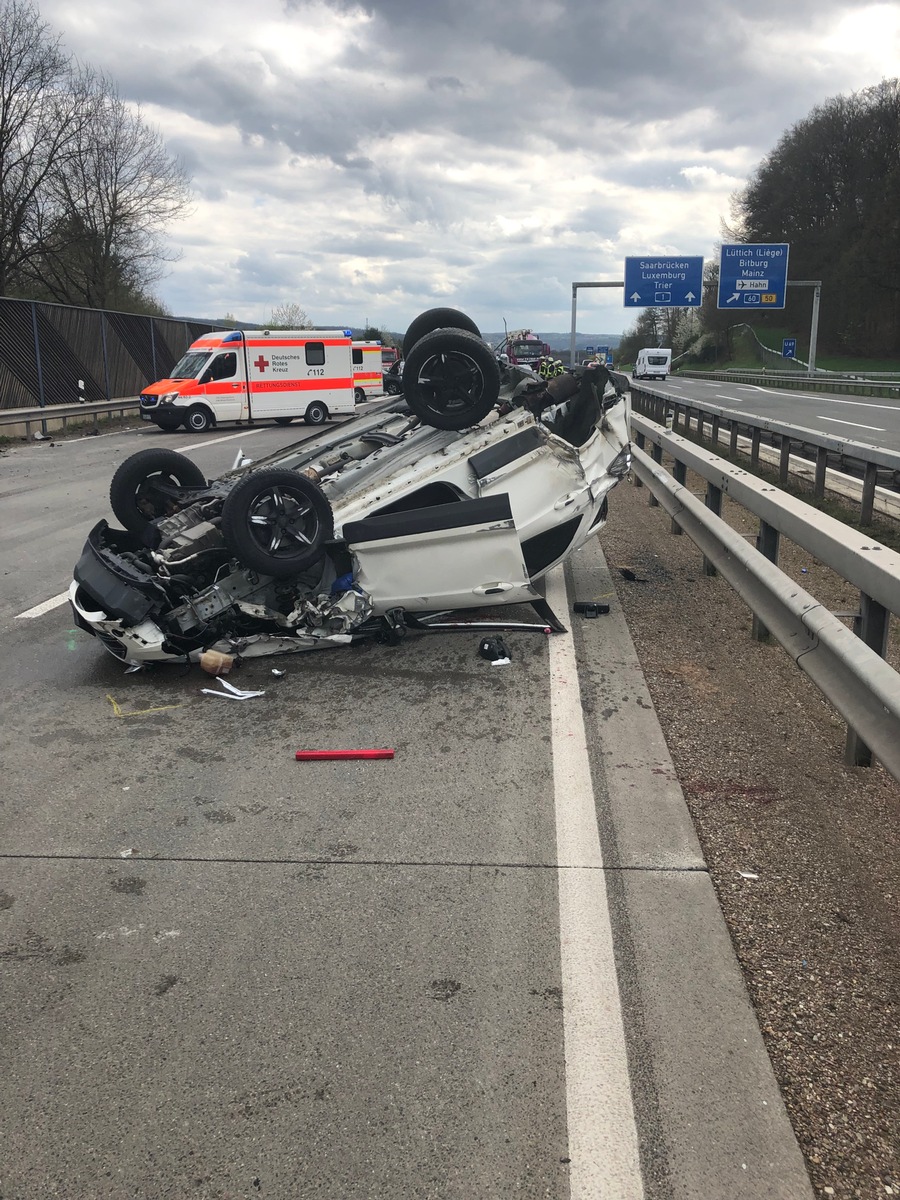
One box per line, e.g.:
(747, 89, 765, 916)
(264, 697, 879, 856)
(295, 749, 395, 761)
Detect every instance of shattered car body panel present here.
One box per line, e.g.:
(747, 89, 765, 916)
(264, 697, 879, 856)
(70, 342, 632, 666)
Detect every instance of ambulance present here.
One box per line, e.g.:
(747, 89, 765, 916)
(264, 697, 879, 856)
(139, 329, 357, 433)
(351, 341, 384, 402)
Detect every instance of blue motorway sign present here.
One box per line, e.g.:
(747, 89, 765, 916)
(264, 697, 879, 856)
(624, 256, 704, 307)
(782, 338, 797, 359)
(718, 243, 790, 309)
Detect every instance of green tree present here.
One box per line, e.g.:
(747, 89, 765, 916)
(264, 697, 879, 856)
(268, 301, 311, 329)
(732, 79, 900, 354)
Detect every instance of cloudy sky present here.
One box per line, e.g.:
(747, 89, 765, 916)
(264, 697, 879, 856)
(37, 0, 900, 336)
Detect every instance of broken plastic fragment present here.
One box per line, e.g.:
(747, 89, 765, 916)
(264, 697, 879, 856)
(738, 870, 759, 880)
(271, 669, 286, 677)
(119, 847, 139, 858)
(202, 682, 266, 700)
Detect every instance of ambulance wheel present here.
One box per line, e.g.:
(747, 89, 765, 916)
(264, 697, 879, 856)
(305, 401, 329, 425)
(273, 417, 294, 426)
(354, 387, 366, 404)
(221, 469, 334, 579)
(402, 328, 500, 431)
(154, 415, 184, 432)
(110, 448, 207, 532)
(185, 405, 214, 433)
(402, 308, 481, 359)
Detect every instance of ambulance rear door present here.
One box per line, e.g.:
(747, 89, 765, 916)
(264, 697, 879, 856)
(352, 341, 383, 401)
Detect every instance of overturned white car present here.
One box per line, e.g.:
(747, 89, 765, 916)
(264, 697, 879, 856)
(70, 309, 631, 665)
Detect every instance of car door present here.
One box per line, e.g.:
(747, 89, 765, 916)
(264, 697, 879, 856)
(342, 494, 539, 614)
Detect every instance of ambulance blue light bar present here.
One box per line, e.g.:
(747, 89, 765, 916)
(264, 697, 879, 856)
(222, 331, 244, 342)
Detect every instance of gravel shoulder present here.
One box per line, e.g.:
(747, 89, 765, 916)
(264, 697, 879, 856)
(599, 475, 899, 1200)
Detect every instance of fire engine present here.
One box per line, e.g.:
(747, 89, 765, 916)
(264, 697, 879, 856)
(498, 329, 552, 368)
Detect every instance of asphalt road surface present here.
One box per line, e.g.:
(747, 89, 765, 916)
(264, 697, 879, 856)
(0, 418, 812, 1199)
(639, 376, 900, 452)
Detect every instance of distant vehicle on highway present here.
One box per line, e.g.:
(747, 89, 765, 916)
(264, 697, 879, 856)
(633, 348, 672, 380)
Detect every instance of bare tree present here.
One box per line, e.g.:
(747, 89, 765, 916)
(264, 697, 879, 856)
(0, 0, 89, 293)
(268, 301, 311, 329)
(34, 72, 192, 308)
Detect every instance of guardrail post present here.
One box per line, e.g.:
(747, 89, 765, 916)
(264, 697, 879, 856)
(845, 593, 889, 766)
(729, 422, 739, 456)
(814, 447, 828, 499)
(703, 483, 723, 576)
(633, 433, 645, 487)
(750, 427, 761, 468)
(649, 443, 662, 506)
(860, 461, 878, 526)
(671, 461, 686, 533)
(711, 415, 720, 451)
(752, 520, 781, 642)
(779, 436, 792, 486)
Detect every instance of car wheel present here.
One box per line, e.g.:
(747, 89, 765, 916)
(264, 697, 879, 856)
(273, 416, 294, 426)
(402, 328, 500, 430)
(109, 448, 207, 532)
(402, 307, 481, 359)
(221, 469, 334, 578)
(383, 377, 402, 396)
(185, 405, 214, 433)
(305, 401, 328, 425)
(354, 387, 366, 404)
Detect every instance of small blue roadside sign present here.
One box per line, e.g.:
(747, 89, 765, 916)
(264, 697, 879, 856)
(605, 352, 614, 366)
(782, 338, 797, 359)
(718, 243, 790, 309)
(624, 256, 704, 307)
(585, 345, 594, 353)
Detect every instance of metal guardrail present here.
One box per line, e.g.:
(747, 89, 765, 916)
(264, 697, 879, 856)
(0, 398, 139, 439)
(630, 413, 900, 778)
(632, 383, 900, 525)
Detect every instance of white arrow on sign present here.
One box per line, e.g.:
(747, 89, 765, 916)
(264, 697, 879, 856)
(630, 291, 641, 302)
(726, 293, 740, 304)
(685, 291, 696, 302)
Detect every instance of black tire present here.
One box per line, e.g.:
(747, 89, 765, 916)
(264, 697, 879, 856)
(305, 401, 328, 425)
(402, 328, 500, 430)
(402, 308, 481, 359)
(382, 376, 403, 396)
(273, 416, 294, 426)
(221, 469, 333, 578)
(354, 387, 366, 404)
(154, 415, 184, 432)
(109, 448, 207, 532)
(185, 405, 214, 433)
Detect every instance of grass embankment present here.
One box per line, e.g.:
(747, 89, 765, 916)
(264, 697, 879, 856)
(686, 326, 900, 374)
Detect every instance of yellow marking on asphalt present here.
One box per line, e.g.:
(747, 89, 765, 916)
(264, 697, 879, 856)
(107, 694, 185, 718)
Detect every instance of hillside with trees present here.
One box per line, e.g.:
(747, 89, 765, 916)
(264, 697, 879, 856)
(620, 79, 900, 365)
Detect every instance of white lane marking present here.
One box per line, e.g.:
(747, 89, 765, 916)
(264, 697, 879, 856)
(16, 590, 70, 619)
(178, 429, 265, 453)
(716, 394, 742, 402)
(817, 416, 885, 432)
(547, 567, 644, 1199)
(730, 385, 897, 409)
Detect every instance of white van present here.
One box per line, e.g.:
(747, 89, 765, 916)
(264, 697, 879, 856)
(139, 329, 357, 433)
(351, 341, 384, 402)
(634, 348, 672, 381)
